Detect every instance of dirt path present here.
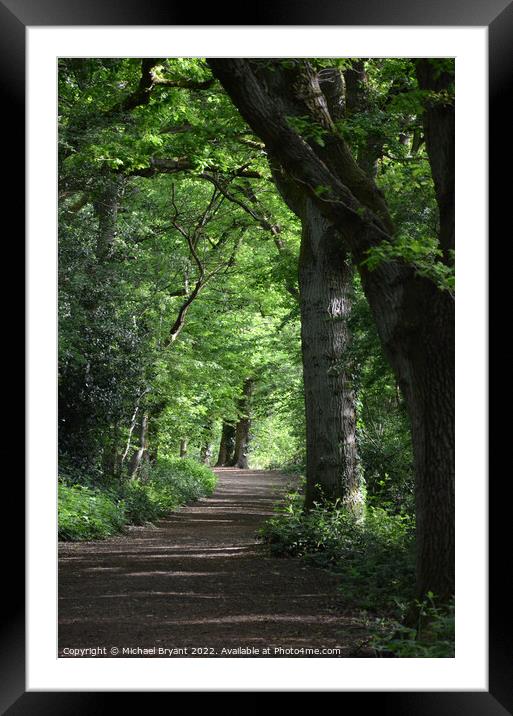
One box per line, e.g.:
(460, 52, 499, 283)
(59, 468, 370, 658)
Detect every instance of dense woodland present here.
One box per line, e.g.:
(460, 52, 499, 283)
(58, 57, 455, 655)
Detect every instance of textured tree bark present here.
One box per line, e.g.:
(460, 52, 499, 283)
(230, 379, 253, 469)
(298, 200, 361, 509)
(179, 439, 188, 458)
(350, 255, 455, 604)
(411, 60, 455, 601)
(272, 167, 361, 509)
(215, 421, 236, 467)
(415, 60, 455, 260)
(208, 58, 455, 602)
(409, 288, 454, 603)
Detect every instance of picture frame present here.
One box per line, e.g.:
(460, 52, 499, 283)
(7, 0, 504, 709)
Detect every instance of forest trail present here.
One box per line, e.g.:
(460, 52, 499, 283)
(59, 468, 370, 658)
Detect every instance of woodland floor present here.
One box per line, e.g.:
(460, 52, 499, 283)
(58, 468, 372, 658)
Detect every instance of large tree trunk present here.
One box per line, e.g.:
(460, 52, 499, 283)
(215, 421, 235, 467)
(415, 60, 455, 261)
(409, 60, 455, 601)
(274, 163, 361, 509)
(408, 288, 454, 602)
(298, 199, 361, 509)
(208, 58, 455, 602)
(243, 61, 361, 508)
(230, 379, 253, 469)
(361, 266, 455, 603)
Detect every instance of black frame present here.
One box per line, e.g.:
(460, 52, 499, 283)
(7, 0, 505, 710)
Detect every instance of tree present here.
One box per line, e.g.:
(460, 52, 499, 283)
(207, 61, 362, 509)
(208, 58, 455, 603)
(229, 378, 254, 469)
(215, 422, 236, 466)
(58, 57, 453, 609)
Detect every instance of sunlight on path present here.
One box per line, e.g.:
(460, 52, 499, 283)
(59, 469, 370, 658)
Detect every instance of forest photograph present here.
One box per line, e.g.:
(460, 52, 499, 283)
(58, 57, 455, 660)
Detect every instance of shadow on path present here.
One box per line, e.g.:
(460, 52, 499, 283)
(58, 468, 370, 657)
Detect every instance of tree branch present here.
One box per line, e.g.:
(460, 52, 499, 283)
(130, 157, 263, 180)
(201, 174, 299, 298)
(207, 58, 394, 261)
(108, 60, 215, 116)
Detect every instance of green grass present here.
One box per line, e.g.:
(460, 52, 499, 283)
(58, 457, 217, 541)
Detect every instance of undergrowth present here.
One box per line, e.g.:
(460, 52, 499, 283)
(58, 457, 217, 541)
(370, 595, 455, 657)
(260, 490, 415, 613)
(58, 483, 125, 541)
(260, 488, 454, 657)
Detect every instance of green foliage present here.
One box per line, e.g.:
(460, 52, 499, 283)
(119, 480, 164, 525)
(356, 389, 414, 514)
(58, 458, 217, 540)
(286, 115, 327, 146)
(148, 457, 218, 499)
(57, 57, 455, 656)
(58, 57, 433, 488)
(260, 491, 415, 614)
(371, 596, 455, 657)
(58, 484, 125, 541)
(348, 278, 414, 514)
(362, 235, 455, 294)
(250, 412, 304, 469)
(59, 57, 301, 474)
(118, 458, 216, 524)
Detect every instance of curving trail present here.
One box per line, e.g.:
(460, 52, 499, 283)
(59, 468, 370, 658)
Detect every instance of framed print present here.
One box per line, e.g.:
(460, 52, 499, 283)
(7, 0, 506, 710)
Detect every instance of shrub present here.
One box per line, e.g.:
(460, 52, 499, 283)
(58, 458, 217, 540)
(371, 596, 455, 658)
(148, 457, 217, 502)
(261, 492, 454, 657)
(357, 415, 415, 515)
(58, 484, 125, 541)
(118, 480, 167, 525)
